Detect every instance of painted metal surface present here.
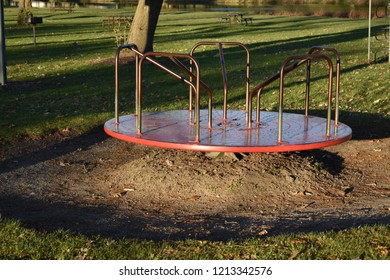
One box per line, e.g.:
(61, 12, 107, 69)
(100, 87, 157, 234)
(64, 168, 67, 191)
(105, 110, 352, 153)
(108, 42, 352, 153)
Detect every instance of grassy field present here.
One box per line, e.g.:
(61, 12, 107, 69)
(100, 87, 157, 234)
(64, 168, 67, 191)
(0, 216, 389, 259)
(1, 7, 389, 141)
(0, 7, 389, 259)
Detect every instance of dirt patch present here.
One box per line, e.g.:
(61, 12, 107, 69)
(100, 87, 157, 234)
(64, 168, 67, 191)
(0, 127, 389, 241)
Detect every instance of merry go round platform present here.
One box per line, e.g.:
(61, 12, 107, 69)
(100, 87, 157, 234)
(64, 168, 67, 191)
(104, 109, 352, 153)
(105, 43, 352, 153)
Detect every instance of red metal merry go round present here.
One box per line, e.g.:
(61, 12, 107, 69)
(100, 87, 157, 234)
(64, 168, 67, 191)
(104, 42, 352, 153)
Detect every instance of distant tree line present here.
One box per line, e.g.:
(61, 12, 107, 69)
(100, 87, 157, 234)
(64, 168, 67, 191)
(164, 0, 387, 6)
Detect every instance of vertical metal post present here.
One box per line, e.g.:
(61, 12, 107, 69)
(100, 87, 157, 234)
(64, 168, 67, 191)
(189, 60, 194, 112)
(368, 0, 372, 63)
(114, 48, 120, 124)
(114, 44, 138, 126)
(135, 53, 139, 116)
(137, 55, 142, 136)
(305, 60, 311, 117)
(278, 68, 285, 144)
(218, 43, 229, 120)
(245, 48, 250, 123)
(195, 64, 201, 143)
(0, 0, 7, 85)
(326, 62, 333, 137)
(256, 88, 263, 126)
(335, 56, 341, 128)
(33, 24, 37, 47)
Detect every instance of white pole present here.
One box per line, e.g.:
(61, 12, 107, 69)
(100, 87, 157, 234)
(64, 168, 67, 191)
(368, 0, 372, 63)
(0, 0, 6, 85)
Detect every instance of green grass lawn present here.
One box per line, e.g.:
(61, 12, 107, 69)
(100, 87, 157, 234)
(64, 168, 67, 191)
(0, 7, 389, 260)
(1, 7, 389, 141)
(1, 216, 389, 259)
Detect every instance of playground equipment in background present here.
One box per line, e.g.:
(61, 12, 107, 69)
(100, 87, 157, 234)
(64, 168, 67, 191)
(104, 42, 352, 153)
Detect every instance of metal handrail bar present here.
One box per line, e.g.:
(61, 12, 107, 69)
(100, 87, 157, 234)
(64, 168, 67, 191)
(247, 57, 308, 128)
(169, 56, 213, 128)
(278, 54, 334, 143)
(130, 49, 213, 133)
(115, 44, 213, 143)
(248, 46, 340, 130)
(189, 42, 250, 121)
(308, 46, 341, 128)
(115, 44, 139, 125)
(218, 43, 229, 120)
(138, 51, 203, 142)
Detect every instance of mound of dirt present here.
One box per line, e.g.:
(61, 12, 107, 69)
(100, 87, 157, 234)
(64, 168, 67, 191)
(0, 128, 389, 240)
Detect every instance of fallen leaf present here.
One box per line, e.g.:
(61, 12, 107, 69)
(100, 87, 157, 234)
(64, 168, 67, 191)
(344, 187, 354, 195)
(300, 202, 315, 209)
(303, 190, 313, 196)
(289, 250, 301, 260)
(185, 195, 201, 201)
(257, 229, 268, 236)
(113, 191, 128, 198)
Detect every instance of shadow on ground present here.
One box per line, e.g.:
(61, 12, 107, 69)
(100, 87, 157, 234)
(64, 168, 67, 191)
(0, 193, 389, 241)
(0, 111, 389, 241)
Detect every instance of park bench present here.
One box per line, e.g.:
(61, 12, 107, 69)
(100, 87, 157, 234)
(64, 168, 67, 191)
(241, 17, 253, 25)
(220, 16, 230, 23)
(220, 14, 252, 25)
(373, 26, 389, 62)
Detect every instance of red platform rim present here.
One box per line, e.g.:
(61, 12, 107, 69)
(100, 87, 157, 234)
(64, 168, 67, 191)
(104, 110, 352, 153)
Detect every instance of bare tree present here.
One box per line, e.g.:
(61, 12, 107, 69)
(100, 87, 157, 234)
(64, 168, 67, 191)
(127, 0, 163, 53)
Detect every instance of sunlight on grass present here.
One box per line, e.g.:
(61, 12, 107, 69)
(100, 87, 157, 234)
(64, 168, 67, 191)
(1, 216, 388, 260)
(0, 7, 389, 260)
(1, 7, 389, 141)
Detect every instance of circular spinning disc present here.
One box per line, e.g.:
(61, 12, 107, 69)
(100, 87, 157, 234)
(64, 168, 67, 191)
(104, 110, 352, 153)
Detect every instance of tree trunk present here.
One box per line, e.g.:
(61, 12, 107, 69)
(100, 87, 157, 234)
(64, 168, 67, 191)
(17, 0, 31, 26)
(127, 0, 163, 53)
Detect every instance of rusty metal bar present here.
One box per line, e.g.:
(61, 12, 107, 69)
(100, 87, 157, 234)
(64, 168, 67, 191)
(124, 46, 144, 135)
(188, 59, 194, 112)
(278, 54, 334, 143)
(115, 44, 208, 141)
(190, 42, 250, 121)
(137, 52, 202, 142)
(248, 46, 341, 131)
(247, 57, 308, 128)
(114, 44, 138, 125)
(308, 46, 341, 128)
(218, 43, 229, 120)
(305, 59, 311, 118)
(169, 57, 213, 128)
(255, 88, 263, 125)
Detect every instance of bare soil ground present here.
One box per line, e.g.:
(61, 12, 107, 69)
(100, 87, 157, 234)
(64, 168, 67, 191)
(0, 126, 389, 241)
